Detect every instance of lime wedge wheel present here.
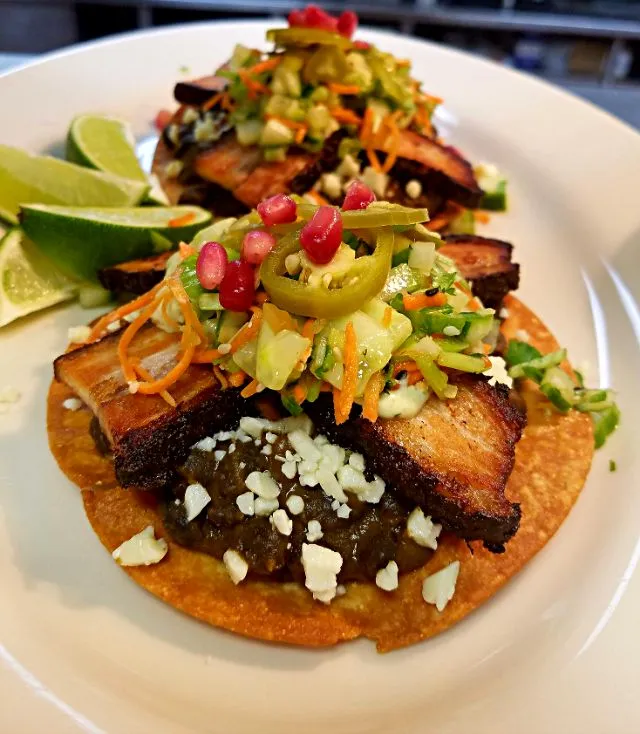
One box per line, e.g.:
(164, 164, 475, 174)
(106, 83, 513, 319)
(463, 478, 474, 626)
(0, 144, 150, 226)
(0, 228, 76, 327)
(20, 204, 212, 282)
(66, 114, 169, 205)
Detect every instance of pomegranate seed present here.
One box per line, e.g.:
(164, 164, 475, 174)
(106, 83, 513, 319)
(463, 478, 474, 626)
(155, 109, 173, 131)
(242, 230, 276, 265)
(354, 40, 371, 51)
(303, 5, 338, 31)
(288, 9, 305, 26)
(342, 180, 376, 210)
(257, 194, 297, 227)
(219, 260, 256, 312)
(300, 206, 343, 265)
(337, 10, 358, 38)
(196, 241, 227, 290)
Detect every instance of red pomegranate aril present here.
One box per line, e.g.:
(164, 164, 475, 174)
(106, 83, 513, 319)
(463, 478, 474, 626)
(257, 194, 297, 227)
(154, 109, 173, 131)
(304, 5, 338, 31)
(196, 242, 228, 290)
(354, 40, 371, 51)
(342, 180, 376, 211)
(300, 206, 343, 265)
(242, 230, 276, 265)
(288, 9, 305, 26)
(337, 10, 358, 38)
(219, 260, 256, 312)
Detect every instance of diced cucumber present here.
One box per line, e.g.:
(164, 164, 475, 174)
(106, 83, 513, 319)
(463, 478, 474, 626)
(476, 162, 508, 212)
(260, 118, 294, 147)
(447, 209, 475, 235)
(437, 337, 470, 353)
(462, 311, 495, 344)
(198, 292, 222, 311)
(236, 119, 263, 146)
(540, 366, 575, 412)
(361, 298, 412, 351)
(411, 354, 454, 400)
(408, 307, 467, 336)
(437, 351, 488, 373)
(509, 348, 566, 380)
(306, 104, 331, 132)
(256, 321, 310, 390)
(408, 241, 436, 274)
(592, 404, 621, 449)
(218, 311, 249, 345)
(480, 180, 507, 211)
(263, 147, 287, 162)
(272, 66, 302, 98)
(310, 86, 329, 103)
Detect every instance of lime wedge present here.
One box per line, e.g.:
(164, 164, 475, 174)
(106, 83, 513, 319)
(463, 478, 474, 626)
(67, 114, 169, 206)
(0, 228, 76, 327)
(21, 204, 212, 282)
(0, 145, 150, 226)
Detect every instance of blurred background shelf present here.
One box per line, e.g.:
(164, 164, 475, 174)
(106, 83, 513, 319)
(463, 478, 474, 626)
(1, 0, 639, 128)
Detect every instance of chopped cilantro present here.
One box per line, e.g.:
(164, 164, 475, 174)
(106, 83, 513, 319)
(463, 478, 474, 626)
(504, 339, 542, 367)
(431, 270, 456, 294)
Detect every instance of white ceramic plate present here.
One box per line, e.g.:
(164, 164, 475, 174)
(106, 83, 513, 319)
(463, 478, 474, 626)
(1, 21, 639, 734)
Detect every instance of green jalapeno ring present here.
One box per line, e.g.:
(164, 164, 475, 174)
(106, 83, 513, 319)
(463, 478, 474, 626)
(260, 229, 394, 319)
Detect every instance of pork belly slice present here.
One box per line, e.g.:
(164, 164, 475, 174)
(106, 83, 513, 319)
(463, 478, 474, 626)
(307, 374, 526, 549)
(98, 252, 172, 296)
(54, 325, 249, 491)
(375, 131, 483, 209)
(193, 134, 264, 193)
(440, 234, 520, 310)
(174, 75, 227, 107)
(233, 152, 317, 208)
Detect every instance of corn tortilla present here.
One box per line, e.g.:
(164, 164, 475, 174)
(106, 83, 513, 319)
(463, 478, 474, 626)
(47, 295, 593, 651)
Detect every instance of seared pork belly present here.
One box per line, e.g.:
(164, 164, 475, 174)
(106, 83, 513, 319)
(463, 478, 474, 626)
(54, 325, 249, 490)
(440, 234, 520, 309)
(307, 373, 526, 549)
(98, 252, 172, 296)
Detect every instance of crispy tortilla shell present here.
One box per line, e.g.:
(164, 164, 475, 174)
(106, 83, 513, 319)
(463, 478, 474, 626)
(47, 295, 593, 651)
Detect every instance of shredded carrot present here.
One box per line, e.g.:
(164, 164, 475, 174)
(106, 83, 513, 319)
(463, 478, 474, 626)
(406, 371, 423, 386)
(132, 361, 176, 407)
(241, 378, 261, 398)
(396, 59, 411, 68)
(393, 359, 418, 376)
(228, 371, 248, 388)
(302, 318, 316, 340)
(137, 341, 196, 396)
(483, 343, 492, 354)
(88, 281, 164, 341)
(423, 92, 444, 105)
(265, 114, 306, 131)
(229, 307, 262, 352)
(366, 147, 382, 172)
(333, 321, 358, 425)
(382, 306, 393, 328)
(381, 114, 401, 174)
(294, 124, 308, 145)
(467, 297, 481, 312)
(213, 365, 229, 390)
(238, 70, 270, 98)
(168, 212, 196, 228)
(329, 107, 361, 126)
(292, 384, 307, 405)
(308, 190, 330, 206)
(246, 56, 281, 76)
(220, 92, 234, 112)
(474, 210, 491, 224)
(166, 277, 206, 345)
(402, 292, 447, 310)
(328, 83, 361, 95)
(179, 241, 196, 258)
(191, 349, 221, 364)
(360, 106, 374, 146)
(117, 300, 160, 382)
(362, 371, 384, 422)
(202, 92, 223, 112)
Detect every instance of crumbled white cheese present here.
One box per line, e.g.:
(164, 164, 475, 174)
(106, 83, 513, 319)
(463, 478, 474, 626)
(239, 461, 246, 469)
(336, 503, 351, 519)
(236, 491, 255, 516)
(336, 153, 360, 179)
(407, 508, 441, 550)
(193, 115, 218, 143)
(112, 526, 168, 566)
(515, 328, 531, 342)
(214, 449, 227, 462)
(0, 386, 20, 403)
(239, 416, 265, 438)
(336, 465, 368, 492)
(194, 436, 216, 452)
(306, 520, 323, 542)
(320, 172, 342, 200)
(286, 494, 305, 515)
(254, 497, 280, 516)
(375, 560, 399, 592)
(228, 442, 236, 454)
(67, 325, 91, 343)
(422, 561, 461, 612)
(317, 467, 348, 503)
(245, 471, 280, 499)
(361, 166, 389, 198)
(485, 355, 513, 389)
(405, 179, 422, 199)
(265, 431, 277, 444)
(270, 509, 293, 536)
(183, 483, 211, 522)
(216, 431, 233, 442)
(62, 397, 82, 411)
(499, 307, 510, 319)
(261, 444, 272, 456)
(359, 476, 386, 504)
(236, 430, 252, 444)
(282, 461, 297, 480)
(348, 453, 365, 472)
(223, 549, 248, 584)
(319, 443, 345, 475)
(330, 499, 341, 511)
(313, 434, 328, 447)
(443, 325, 461, 337)
(288, 430, 321, 463)
(301, 543, 343, 604)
